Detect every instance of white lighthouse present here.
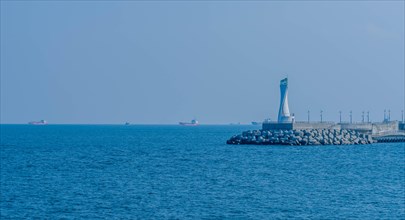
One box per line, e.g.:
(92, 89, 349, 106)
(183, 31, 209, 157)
(278, 78, 294, 123)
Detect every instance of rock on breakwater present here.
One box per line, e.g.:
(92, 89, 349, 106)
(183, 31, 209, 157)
(226, 129, 375, 146)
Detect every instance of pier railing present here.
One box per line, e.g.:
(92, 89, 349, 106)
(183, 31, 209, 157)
(372, 130, 405, 137)
(294, 121, 335, 124)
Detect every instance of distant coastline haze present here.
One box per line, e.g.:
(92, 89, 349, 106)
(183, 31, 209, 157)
(1, 1, 404, 124)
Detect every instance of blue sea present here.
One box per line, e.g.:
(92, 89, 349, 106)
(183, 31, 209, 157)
(1, 125, 404, 219)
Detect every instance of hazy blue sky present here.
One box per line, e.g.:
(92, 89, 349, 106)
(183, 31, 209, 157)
(1, 1, 404, 124)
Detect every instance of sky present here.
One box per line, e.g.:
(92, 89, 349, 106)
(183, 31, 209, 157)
(1, 1, 404, 124)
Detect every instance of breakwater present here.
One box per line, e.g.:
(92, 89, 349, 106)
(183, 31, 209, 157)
(226, 129, 375, 146)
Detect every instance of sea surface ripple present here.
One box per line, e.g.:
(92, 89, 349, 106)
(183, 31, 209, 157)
(1, 125, 404, 219)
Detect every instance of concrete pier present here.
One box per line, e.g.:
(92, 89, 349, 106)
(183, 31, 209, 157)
(262, 121, 399, 135)
(226, 121, 404, 146)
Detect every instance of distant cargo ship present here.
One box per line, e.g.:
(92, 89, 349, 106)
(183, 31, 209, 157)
(179, 119, 199, 126)
(251, 121, 262, 125)
(252, 118, 271, 125)
(28, 120, 47, 125)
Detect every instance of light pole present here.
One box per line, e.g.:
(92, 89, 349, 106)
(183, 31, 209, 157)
(362, 111, 365, 123)
(307, 110, 310, 123)
(367, 111, 370, 123)
(320, 110, 323, 123)
(388, 110, 391, 122)
(402, 110, 404, 122)
(384, 109, 386, 121)
(350, 111, 352, 124)
(339, 111, 342, 123)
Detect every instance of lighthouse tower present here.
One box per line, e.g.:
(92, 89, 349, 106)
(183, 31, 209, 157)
(278, 78, 294, 123)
